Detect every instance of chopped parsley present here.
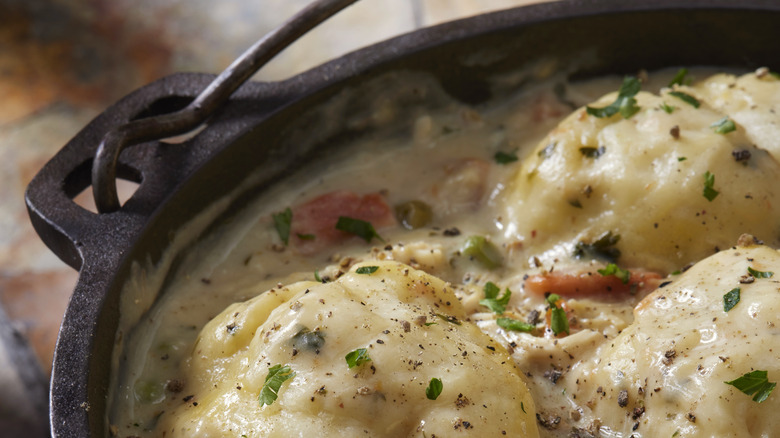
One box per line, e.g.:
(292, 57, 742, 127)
(723, 287, 740, 312)
(725, 370, 776, 403)
(538, 142, 556, 159)
(436, 313, 462, 325)
(292, 327, 325, 352)
(494, 150, 519, 164)
(356, 266, 379, 275)
(711, 117, 736, 134)
(426, 378, 443, 400)
(597, 263, 631, 284)
(479, 282, 512, 314)
(345, 348, 372, 368)
(547, 293, 570, 336)
(259, 364, 295, 406)
(336, 216, 384, 243)
(748, 267, 774, 279)
(579, 146, 605, 158)
(314, 269, 325, 283)
(573, 231, 621, 263)
(272, 208, 293, 245)
(668, 91, 700, 108)
(586, 76, 642, 119)
(659, 102, 676, 114)
(297, 233, 315, 240)
(668, 68, 690, 87)
(497, 317, 535, 332)
(678, 156, 687, 162)
(702, 171, 719, 202)
(461, 235, 503, 269)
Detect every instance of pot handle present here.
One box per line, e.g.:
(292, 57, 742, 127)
(24, 74, 216, 270)
(92, 0, 359, 213)
(25, 0, 359, 270)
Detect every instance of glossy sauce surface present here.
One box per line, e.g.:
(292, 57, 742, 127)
(108, 68, 780, 437)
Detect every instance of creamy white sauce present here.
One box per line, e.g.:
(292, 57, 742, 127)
(107, 67, 780, 438)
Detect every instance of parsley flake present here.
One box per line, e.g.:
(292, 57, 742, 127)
(336, 216, 384, 243)
(479, 282, 512, 314)
(494, 150, 519, 164)
(356, 266, 379, 275)
(703, 171, 719, 202)
(435, 313, 462, 325)
(538, 142, 556, 159)
(297, 233, 315, 240)
(659, 102, 676, 114)
(272, 208, 293, 245)
(597, 263, 631, 284)
(573, 231, 621, 263)
(345, 348, 372, 368)
(668, 68, 690, 87)
(497, 317, 535, 332)
(259, 364, 295, 406)
(586, 76, 642, 119)
(748, 267, 774, 279)
(579, 146, 605, 158)
(547, 294, 570, 335)
(668, 91, 700, 108)
(725, 370, 776, 403)
(723, 287, 740, 312)
(711, 117, 736, 134)
(426, 378, 443, 400)
(292, 327, 326, 352)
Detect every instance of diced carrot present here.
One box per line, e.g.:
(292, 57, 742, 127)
(290, 191, 396, 255)
(525, 270, 663, 300)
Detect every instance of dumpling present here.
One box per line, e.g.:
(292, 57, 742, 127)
(157, 260, 539, 437)
(560, 237, 780, 436)
(693, 70, 780, 160)
(502, 75, 780, 274)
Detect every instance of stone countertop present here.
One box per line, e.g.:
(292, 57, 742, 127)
(0, 0, 545, 431)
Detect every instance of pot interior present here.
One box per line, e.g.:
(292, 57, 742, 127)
(57, 3, 780, 436)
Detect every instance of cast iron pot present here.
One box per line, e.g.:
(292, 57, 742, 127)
(25, 0, 780, 436)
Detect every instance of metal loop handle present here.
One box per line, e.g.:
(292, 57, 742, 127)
(92, 0, 359, 213)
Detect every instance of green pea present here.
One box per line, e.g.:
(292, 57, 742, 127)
(461, 235, 503, 269)
(395, 200, 433, 230)
(134, 380, 166, 404)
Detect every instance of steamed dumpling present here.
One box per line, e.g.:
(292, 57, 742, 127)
(693, 71, 780, 159)
(502, 74, 780, 273)
(560, 238, 780, 436)
(158, 261, 539, 437)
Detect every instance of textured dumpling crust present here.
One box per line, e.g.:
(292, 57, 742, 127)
(502, 72, 780, 273)
(559, 240, 780, 436)
(158, 261, 539, 437)
(693, 71, 780, 160)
